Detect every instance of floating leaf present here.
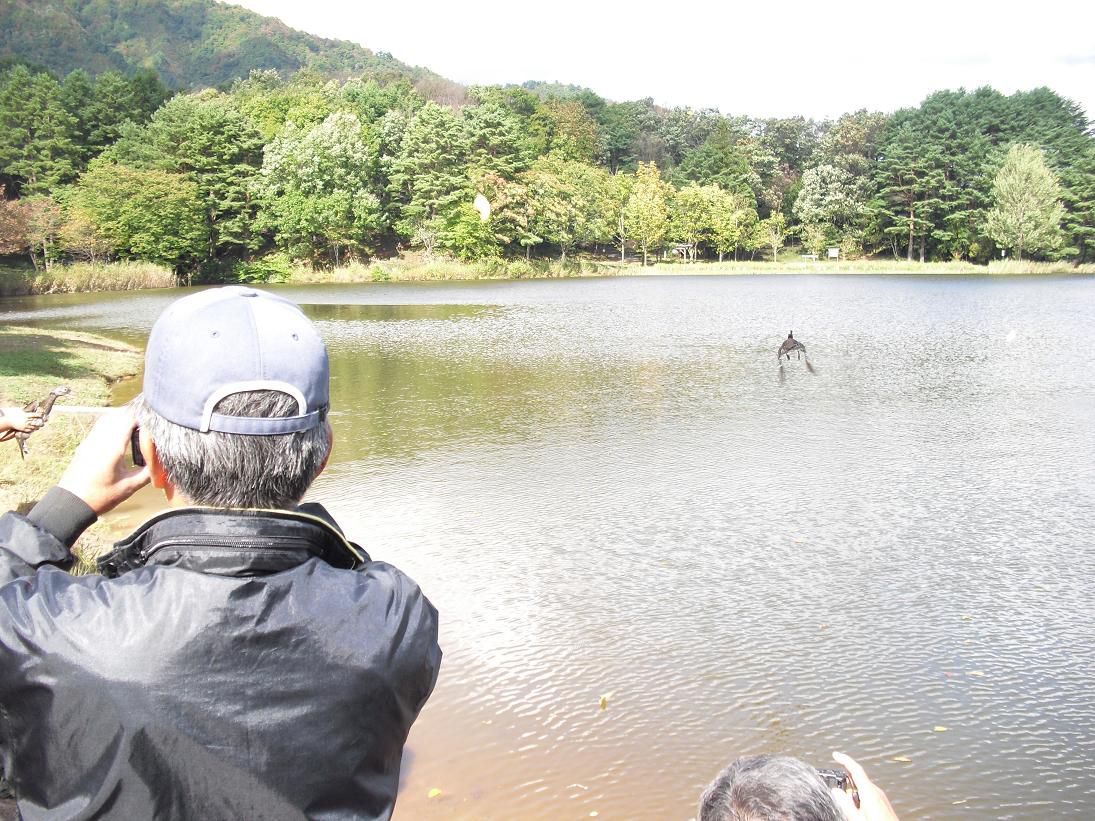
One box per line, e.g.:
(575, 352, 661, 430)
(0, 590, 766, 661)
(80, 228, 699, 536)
(427, 788, 443, 799)
(933, 726, 948, 732)
(891, 756, 912, 763)
(952, 799, 968, 805)
(589, 813, 599, 818)
(599, 692, 614, 710)
(969, 670, 985, 677)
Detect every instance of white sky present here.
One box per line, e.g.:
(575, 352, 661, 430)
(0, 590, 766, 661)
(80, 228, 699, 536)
(229, 0, 1095, 122)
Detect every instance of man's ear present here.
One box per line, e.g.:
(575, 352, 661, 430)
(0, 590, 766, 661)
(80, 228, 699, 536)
(141, 429, 177, 501)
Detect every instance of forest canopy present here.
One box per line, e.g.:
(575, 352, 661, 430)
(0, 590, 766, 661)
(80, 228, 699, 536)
(1, 3, 1092, 277)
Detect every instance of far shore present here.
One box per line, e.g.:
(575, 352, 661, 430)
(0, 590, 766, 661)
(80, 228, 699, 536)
(2, 257, 1092, 298)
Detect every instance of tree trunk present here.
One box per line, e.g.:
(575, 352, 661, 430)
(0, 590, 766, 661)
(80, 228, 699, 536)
(907, 203, 915, 262)
(526, 244, 530, 261)
(642, 242, 647, 266)
(719, 251, 724, 262)
(918, 232, 926, 263)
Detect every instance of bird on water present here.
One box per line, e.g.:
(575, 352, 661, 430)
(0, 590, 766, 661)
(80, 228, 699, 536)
(778, 331, 806, 361)
(0, 386, 71, 459)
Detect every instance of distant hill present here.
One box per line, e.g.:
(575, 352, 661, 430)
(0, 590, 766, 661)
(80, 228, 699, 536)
(0, 0, 452, 90)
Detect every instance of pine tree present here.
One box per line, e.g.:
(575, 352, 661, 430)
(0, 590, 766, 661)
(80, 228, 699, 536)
(386, 102, 469, 239)
(0, 65, 78, 194)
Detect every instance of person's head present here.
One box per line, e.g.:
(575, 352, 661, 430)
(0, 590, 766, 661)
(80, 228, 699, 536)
(136, 286, 332, 509)
(699, 755, 844, 821)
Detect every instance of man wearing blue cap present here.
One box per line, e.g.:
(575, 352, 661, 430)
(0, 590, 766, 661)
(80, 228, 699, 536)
(0, 287, 441, 820)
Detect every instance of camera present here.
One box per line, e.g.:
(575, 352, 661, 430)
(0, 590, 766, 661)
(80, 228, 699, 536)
(130, 427, 145, 467)
(816, 767, 850, 790)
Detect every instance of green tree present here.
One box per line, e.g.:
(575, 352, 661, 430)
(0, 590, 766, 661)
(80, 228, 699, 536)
(535, 99, 601, 163)
(756, 212, 787, 261)
(623, 162, 671, 265)
(792, 164, 866, 248)
(462, 101, 533, 179)
(759, 116, 822, 178)
(710, 188, 757, 262)
(107, 91, 265, 264)
(231, 69, 337, 142)
(523, 156, 613, 262)
(816, 110, 888, 178)
(610, 171, 635, 262)
(871, 120, 945, 261)
(984, 143, 1065, 261)
(255, 112, 385, 264)
(670, 184, 720, 262)
(0, 65, 78, 194)
(673, 120, 756, 200)
(67, 159, 205, 271)
(386, 101, 470, 240)
(438, 202, 500, 260)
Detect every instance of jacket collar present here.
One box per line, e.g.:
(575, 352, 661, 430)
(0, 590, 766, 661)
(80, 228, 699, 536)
(97, 503, 368, 578)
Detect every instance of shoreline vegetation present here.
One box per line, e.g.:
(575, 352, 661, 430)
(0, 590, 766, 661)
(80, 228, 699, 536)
(2, 256, 1092, 296)
(0, 325, 142, 568)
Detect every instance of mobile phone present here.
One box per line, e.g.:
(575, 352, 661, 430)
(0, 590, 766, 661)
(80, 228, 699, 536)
(131, 427, 145, 467)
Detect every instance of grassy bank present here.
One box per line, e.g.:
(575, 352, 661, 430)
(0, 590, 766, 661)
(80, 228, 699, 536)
(0, 326, 143, 568)
(0, 261, 175, 297)
(2, 258, 1090, 294)
(282, 255, 1095, 283)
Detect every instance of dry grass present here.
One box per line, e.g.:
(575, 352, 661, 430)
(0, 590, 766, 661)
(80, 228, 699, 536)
(279, 254, 1095, 283)
(641, 258, 1095, 276)
(0, 326, 143, 568)
(283, 253, 617, 283)
(0, 261, 175, 297)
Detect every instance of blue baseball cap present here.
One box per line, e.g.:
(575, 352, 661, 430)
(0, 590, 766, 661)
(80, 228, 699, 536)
(143, 286, 330, 435)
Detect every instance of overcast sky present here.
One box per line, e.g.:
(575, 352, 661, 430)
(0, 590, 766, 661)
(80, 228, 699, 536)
(230, 0, 1095, 122)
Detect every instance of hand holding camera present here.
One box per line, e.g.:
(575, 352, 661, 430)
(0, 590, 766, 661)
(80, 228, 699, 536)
(826, 752, 900, 821)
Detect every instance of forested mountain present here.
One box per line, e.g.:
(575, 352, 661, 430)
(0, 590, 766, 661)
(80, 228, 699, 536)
(1, 0, 1093, 276)
(0, 0, 447, 90)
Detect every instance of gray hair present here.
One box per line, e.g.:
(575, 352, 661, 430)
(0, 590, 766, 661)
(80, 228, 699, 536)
(135, 391, 331, 509)
(699, 755, 844, 821)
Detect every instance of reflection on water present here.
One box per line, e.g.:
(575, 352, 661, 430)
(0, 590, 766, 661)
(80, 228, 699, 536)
(4, 275, 1095, 819)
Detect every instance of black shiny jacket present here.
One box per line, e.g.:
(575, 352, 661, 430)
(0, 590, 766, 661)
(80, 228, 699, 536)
(0, 501, 441, 820)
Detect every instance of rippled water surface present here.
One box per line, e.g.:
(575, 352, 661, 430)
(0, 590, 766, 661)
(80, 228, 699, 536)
(4, 275, 1094, 819)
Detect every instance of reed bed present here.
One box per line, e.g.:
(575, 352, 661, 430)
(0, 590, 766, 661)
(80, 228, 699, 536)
(0, 262, 175, 297)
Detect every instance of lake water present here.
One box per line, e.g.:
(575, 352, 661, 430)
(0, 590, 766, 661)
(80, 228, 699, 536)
(3, 275, 1094, 819)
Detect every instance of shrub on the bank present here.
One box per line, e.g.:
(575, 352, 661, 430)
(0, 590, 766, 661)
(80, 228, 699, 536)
(232, 253, 292, 284)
